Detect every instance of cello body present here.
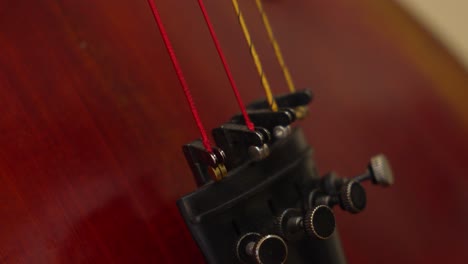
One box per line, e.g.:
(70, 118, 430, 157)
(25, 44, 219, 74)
(1, 0, 467, 263)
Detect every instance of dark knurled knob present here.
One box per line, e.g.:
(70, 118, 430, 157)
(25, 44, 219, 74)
(254, 235, 288, 264)
(304, 205, 335, 240)
(369, 154, 394, 186)
(340, 180, 367, 213)
(236, 233, 288, 264)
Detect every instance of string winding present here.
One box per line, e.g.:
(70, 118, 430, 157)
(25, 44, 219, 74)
(254, 0, 295, 93)
(231, 0, 278, 111)
(196, 0, 255, 131)
(147, 0, 212, 151)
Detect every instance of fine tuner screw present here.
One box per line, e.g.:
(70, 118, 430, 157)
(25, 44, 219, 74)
(340, 180, 367, 213)
(277, 205, 335, 241)
(236, 233, 288, 264)
(248, 144, 270, 161)
(321, 154, 394, 192)
(313, 180, 367, 214)
(273, 125, 291, 139)
(355, 154, 394, 186)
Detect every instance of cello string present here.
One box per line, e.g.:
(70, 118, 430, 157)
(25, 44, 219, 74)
(231, 0, 278, 111)
(147, 0, 212, 152)
(196, 0, 255, 131)
(253, 0, 295, 93)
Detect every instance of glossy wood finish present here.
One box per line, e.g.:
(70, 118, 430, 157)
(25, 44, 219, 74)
(1, 0, 467, 263)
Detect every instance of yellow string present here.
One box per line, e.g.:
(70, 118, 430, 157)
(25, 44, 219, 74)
(231, 0, 278, 111)
(254, 0, 295, 93)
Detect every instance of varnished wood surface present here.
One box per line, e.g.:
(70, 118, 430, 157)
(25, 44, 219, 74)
(1, 0, 467, 263)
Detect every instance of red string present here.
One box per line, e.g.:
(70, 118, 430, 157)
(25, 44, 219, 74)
(147, 0, 212, 152)
(196, 0, 255, 131)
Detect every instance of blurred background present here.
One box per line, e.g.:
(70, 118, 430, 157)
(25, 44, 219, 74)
(399, 0, 468, 69)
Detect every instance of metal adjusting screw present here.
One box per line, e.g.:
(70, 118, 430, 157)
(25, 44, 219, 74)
(276, 209, 304, 241)
(294, 105, 309, 120)
(273, 126, 291, 139)
(236, 233, 288, 264)
(248, 144, 270, 161)
(207, 148, 228, 182)
(312, 180, 367, 214)
(207, 164, 227, 182)
(277, 206, 335, 241)
(340, 180, 367, 214)
(355, 154, 394, 186)
(320, 154, 394, 190)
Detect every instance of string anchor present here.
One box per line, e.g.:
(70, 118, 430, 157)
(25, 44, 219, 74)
(206, 148, 228, 182)
(213, 124, 271, 169)
(231, 108, 295, 139)
(247, 89, 314, 120)
(183, 141, 227, 187)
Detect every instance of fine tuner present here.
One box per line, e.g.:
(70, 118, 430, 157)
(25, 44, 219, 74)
(236, 233, 288, 264)
(145, 0, 395, 263)
(177, 90, 395, 264)
(276, 205, 336, 241)
(312, 154, 394, 214)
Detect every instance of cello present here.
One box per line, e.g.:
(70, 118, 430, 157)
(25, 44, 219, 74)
(1, 0, 467, 263)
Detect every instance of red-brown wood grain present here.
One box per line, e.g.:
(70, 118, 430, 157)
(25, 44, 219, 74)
(1, 0, 467, 263)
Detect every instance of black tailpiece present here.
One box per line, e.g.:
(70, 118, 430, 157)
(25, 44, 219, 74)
(178, 89, 394, 264)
